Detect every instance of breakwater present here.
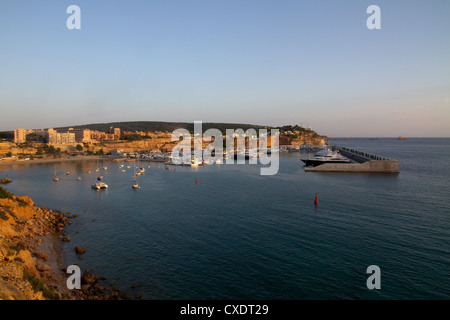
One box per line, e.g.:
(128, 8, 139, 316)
(305, 145, 399, 173)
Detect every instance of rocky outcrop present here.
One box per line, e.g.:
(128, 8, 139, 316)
(75, 246, 86, 254)
(0, 179, 12, 184)
(0, 192, 133, 300)
(0, 194, 77, 300)
(288, 132, 326, 146)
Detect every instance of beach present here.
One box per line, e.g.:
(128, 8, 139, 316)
(0, 155, 113, 167)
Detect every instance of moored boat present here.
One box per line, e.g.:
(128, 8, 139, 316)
(91, 182, 108, 190)
(301, 149, 350, 167)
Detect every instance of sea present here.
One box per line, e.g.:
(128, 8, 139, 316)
(1, 138, 449, 300)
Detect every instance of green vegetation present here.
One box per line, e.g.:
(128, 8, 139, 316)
(0, 186, 13, 199)
(0, 131, 13, 140)
(9, 241, 26, 253)
(0, 210, 9, 220)
(44, 145, 61, 155)
(22, 269, 57, 300)
(122, 134, 148, 141)
(75, 144, 83, 151)
(56, 121, 270, 135)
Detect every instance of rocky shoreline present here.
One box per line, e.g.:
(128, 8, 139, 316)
(0, 188, 132, 300)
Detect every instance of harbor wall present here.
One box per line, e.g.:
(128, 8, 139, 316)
(304, 160, 399, 173)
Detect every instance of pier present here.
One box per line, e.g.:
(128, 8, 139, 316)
(305, 145, 399, 173)
(332, 146, 393, 163)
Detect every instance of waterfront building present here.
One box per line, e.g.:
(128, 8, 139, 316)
(13, 128, 26, 144)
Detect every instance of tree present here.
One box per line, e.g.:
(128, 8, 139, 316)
(76, 144, 83, 152)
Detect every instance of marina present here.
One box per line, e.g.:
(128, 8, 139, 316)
(0, 138, 449, 299)
(303, 145, 399, 173)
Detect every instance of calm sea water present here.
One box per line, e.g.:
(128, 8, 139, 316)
(1, 138, 449, 299)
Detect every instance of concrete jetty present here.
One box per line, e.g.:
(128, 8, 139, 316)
(304, 146, 399, 173)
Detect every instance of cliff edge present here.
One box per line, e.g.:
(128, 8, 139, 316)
(0, 187, 76, 300)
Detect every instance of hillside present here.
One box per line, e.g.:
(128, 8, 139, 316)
(57, 121, 270, 134)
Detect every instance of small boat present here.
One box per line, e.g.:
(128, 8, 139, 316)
(66, 171, 70, 175)
(126, 165, 131, 169)
(91, 182, 108, 190)
(77, 176, 82, 181)
(191, 159, 200, 167)
(53, 165, 59, 181)
(97, 176, 103, 181)
(132, 160, 140, 189)
(121, 169, 126, 173)
(103, 167, 108, 170)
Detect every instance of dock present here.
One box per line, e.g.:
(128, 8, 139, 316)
(305, 146, 399, 173)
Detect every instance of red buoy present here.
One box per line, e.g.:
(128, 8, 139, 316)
(174, 168, 176, 172)
(195, 178, 198, 184)
(314, 193, 318, 205)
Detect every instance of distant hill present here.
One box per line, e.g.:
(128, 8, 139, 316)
(1, 121, 322, 141)
(57, 121, 271, 134)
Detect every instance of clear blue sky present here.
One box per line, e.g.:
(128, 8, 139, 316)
(1, 0, 449, 137)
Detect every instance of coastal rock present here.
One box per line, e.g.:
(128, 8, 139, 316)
(81, 271, 98, 285)
(81, 284, 91, 291)
(36, 263, 52, 273)
(0, 178, 12, 184)
(119, 293, 131, 300)
(0, 189, 116, 300)
(93, 284, 105, 292)
(0, 212, 18, 238)
(16, 196, 34, 207)
(17, 249, 40, 279)
(35, 252, 49, 261)
(75, 246, 86, 254)
(0, 198, 35, 219)
(62, 237, 71, 242)
(0, 279, 26, 300)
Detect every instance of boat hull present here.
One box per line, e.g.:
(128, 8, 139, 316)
(302, 159, 351, 167)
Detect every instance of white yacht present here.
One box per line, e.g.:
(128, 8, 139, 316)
(132, 181, 140, 189)
(91, 182, 108, 190)
(301, 148, 350, 167)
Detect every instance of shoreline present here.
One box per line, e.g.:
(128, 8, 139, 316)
(0, 155, 115, 167)
(0, 191, 130, 300)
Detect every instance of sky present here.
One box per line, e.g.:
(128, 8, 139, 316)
(0, 0, 449, 137)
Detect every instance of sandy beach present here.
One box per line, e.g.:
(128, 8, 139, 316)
(0, 155, 114, 167)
